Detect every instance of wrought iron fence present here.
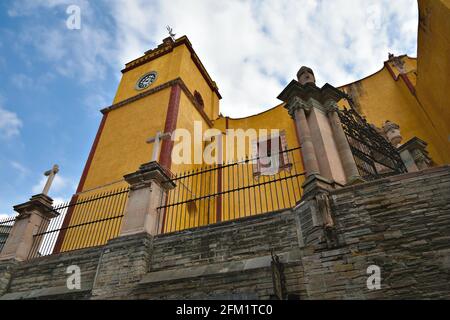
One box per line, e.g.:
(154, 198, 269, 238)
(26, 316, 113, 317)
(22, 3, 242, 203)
(337, 107, 407, 180)
(157, 147, 306, 234)
(28, 187, 129, 260)
(0, 216, 16, 253)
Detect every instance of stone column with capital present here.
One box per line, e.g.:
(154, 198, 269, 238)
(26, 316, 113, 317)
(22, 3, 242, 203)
(0, 194, 57, 262)
(119, 161, 176, 237)
(280, 66, 367, 192)
(326, 102, 363, 184)
(289, 97, 321, 177)
(285, 96, 338, 198)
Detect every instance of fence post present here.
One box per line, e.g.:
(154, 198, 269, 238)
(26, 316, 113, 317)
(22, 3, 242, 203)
(0, 194, 57, 262)
(119, 161, 176, 237)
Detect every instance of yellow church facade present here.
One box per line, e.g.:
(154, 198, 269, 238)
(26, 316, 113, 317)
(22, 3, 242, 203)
(55, 0, 450, 252)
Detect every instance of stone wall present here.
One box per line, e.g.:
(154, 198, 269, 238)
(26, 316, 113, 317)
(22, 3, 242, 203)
(1, 246, 103, 299)
(324, 166, 450, 299)
(1, 166, 449, 300)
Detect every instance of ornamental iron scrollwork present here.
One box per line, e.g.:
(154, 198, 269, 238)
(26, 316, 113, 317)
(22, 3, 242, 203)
(337, 107, 407, 181)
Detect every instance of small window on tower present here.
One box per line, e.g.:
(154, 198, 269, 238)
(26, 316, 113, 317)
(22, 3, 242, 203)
(194, 91, 204, 110)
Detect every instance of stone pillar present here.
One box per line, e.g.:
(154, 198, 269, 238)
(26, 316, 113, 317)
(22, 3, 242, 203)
(280, 67, 363, 198)
(119, 161, 176, 237)
(327, 106, 363, 184)
(398, 137, 432, 172)
(294, 106, 320, 177)
(0, 194, 57, 262)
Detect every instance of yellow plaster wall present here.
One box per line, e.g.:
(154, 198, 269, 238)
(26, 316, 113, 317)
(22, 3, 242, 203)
(341, 64, 446, 165)
(60, 88, 172, 251)
(177, 46, 220, 121)
(82, 89, 172, 191)
(163, 91, 217, 232)
(415, 0, 450, 162)
(113, 43, 219, 121)
(214, 105, 304, 223)
(223, 104, 301, 159)
(162, 103, 306, 233)
(62, 41, 225, 245)
(62, 5, 450, 247)
(113, 46, 183, 104)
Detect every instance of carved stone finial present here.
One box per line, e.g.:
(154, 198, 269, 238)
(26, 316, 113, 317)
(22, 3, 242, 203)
(382, 120, 403, 147)
(297, 66, 316, 86)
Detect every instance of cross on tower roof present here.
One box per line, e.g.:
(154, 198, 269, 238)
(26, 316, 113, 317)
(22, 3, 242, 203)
(166, 26, 176, 41)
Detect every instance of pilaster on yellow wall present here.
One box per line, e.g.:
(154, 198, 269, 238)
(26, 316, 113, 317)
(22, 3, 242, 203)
(416, 0, 450, 163)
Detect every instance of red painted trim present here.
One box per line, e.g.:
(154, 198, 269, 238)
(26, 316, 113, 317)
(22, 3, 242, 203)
(102, 78, 213, 127)
(160, 84, 181, 170)
(215, 119, 227, 223)
(52, 195, 78, 254)
(52, 113, 108, 253)
(385, 62, 416, 96)
(216, 165, 223, 223)
(76, 113, 109, 193)
(400, 73, 416, 96)
(385, 62, 397, 80)
(159, 84, 182, 233)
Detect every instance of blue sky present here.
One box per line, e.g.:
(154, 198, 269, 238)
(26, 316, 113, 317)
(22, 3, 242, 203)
(0, 0, 418, 217)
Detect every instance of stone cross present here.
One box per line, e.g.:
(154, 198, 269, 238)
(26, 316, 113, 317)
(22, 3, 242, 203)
(146, 132, 172, 162)
(42, 164, 59, 196)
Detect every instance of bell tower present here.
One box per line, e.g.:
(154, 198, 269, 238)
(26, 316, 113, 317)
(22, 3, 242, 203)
(75, 36, 222, 196)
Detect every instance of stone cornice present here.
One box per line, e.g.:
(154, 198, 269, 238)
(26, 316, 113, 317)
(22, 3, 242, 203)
(124, 162, 176, 191)
(285, 95, 339, 119)
(121, 36, 222, 99)
(284, 96, 311, 119)
(101, 78, 214, 127)
(278, 81, 345, 106)
(13, 194, 57, 220)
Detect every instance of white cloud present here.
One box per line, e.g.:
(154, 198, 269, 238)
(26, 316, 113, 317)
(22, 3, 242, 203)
(7, 0, 419, 118)
(8, 0, 81, 17)
(52, 197, 68, 206)
(12, 0, 114, 83)
(106, 0, 418, 117)
(32, 174, 70, 195)
(10, 161, 29, 179)
(11, 72, 56, 91)
(0, 97, 23, 139)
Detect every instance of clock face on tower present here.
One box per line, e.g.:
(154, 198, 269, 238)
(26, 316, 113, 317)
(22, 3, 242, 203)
(135, 71, 158, 90)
